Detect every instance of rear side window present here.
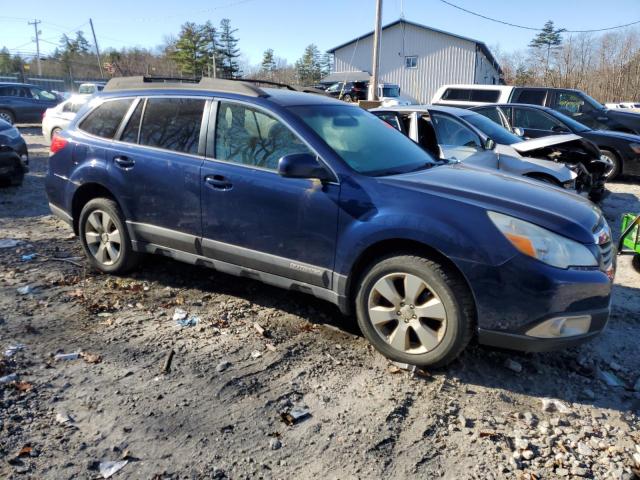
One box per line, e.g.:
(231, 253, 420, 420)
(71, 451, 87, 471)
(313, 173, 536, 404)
(513, 89, 546, 105)
(138, 98, 205, 154)
(442, 89, 499, 102)
(474, 107, 503, 126)
(79, 99, 133, 138)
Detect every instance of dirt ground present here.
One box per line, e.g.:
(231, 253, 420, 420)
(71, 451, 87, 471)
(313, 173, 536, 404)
(1, 127, 639, 480)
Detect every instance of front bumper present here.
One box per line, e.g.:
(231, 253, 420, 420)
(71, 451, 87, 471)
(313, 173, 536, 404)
(455, 253, 612, 352)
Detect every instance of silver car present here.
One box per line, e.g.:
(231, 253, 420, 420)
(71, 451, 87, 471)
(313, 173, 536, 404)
(42, 94, 91, 143)
(370, 105, 583, 191)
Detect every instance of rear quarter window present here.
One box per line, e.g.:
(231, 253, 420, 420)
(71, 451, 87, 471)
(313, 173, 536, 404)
(79, 99, 133, 138)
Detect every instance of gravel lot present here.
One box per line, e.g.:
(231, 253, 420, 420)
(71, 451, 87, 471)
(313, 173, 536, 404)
(1, 128, 639, 479)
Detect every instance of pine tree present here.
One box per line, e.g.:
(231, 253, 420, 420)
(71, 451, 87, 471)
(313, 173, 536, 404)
(0, 47, 12, 74)
(172, 22, 209, 77)
(74, 31, 91, 54)
(201, 21, 221, 77)
(260, 48, 276, 78)
(529, 20, 565, 81)
(319, 52, 333, 78)
(218, 18, 241, 78)
(295, 44, 322, 85)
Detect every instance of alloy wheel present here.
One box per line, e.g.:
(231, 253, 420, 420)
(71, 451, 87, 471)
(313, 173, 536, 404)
(0, 112, 13, 124)
(84, 210, 122, 266)
(367, 272, 447, 354)
(601, 153, 616, 179)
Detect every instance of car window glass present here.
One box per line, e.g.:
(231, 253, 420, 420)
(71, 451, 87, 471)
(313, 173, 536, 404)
(62, 98, 87, 113)
(214, 101, 311, 170)
(138, 97, 205, 154)
(431, 114, 481, 148)
(513, 108, 563, 131)
(373, 112, 402, 131)
(556, 92, 592, 114)
(513, 89, 546, 105)
(475, 107, 503, 126)
(79, 98, 133, 139)
(470, 90, 500, 102)
(120, 100, 145, 144)
(442, 88, 470, 101)
(30, 88, 56, 100)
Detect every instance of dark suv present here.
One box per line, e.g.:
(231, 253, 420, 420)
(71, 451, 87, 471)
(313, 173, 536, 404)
(325, 81, 368, 102)
(46, 76, 614, 367)
(0, 82, 60, 124)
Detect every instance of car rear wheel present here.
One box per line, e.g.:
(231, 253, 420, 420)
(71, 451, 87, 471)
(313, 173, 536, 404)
(79, 198, 139, 274)
(600, 150, 621, 181)
(355, 254, 475, 368)
(0, 109, 15, 125)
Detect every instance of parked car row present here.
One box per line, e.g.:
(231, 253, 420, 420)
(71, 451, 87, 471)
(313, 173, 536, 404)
(45, 76, 614, 368)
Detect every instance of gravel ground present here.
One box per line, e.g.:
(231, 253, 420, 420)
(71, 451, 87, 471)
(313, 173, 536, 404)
(1, 128, 639, 480)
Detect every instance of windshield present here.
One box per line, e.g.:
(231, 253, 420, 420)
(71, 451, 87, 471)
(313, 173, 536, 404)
(78, 84, 96, 94)
(548, 109, 591, 132)
(381, 86, 400, 97)
(289, 105, 437, 176)
(462, 112, 523, 145)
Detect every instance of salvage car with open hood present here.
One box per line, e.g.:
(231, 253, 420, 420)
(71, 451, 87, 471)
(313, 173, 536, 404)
(371, 105, 605, 200)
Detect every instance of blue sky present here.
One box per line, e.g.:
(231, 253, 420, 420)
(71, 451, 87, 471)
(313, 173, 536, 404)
(2, 0, 639, 66)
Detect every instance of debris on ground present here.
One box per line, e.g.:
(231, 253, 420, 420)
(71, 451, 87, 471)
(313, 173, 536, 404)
(21, 253, 37, 262)
(280, 406, 311, 426)
(253, 322, 266, 336)
(4, 344, 26, 357)
(0, 239, 21, 248)
(216, 360, 231, 372)
(98, 460, 128, 479)
(596, 367, 626, 387)
(16, 285, 32, 295)
(504, 358, 523, 373)
(80, 352, 102, 364)
(540, 397, 571, 414)
(54, 352, 80, 361)
(176, 316, 199, 327)
(0, 373, 19, 384)
(250, 350, 262, 359)
(55, 412, 74, 425)
(162, 349, 175, 373)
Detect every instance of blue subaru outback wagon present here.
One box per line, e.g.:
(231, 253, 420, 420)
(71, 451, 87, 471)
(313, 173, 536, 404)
(45, 77, 614, 367)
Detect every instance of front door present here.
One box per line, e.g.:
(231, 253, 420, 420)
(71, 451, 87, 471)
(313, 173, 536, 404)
(200, 100, 340, 288)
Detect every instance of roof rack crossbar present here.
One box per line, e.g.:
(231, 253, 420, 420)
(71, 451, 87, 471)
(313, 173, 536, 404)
(103, 76, 267, 97)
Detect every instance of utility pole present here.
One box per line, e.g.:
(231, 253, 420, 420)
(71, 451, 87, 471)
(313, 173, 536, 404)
(369, 0, 383, 101)
(27, 19, 42, 76)
(89, 18, 104, 78)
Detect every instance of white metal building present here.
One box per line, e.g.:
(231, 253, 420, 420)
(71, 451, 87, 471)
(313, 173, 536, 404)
(326, 19, 502, 104)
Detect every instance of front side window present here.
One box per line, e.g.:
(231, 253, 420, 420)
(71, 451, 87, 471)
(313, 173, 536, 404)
(463, 112, 523, 145)
(513, 108, 564, 131)
(326, 83, 343, 93)
(431, 114, 481, 149)
(79, 98, 133, 139)
(405, 56, 418, 69)
(556, 92, 592, 115)
(138, 97, 205, 154)
(30, 88, 57, 100)
(214, 101, 311, 170)
(290, 105, 436, 176)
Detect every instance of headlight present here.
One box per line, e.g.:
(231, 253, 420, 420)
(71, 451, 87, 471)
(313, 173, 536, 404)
(629, 142, 640, 154)
(488, 211, 598, 268)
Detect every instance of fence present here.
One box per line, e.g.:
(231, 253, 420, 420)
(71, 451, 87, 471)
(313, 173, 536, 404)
(0, 73, 105, 93)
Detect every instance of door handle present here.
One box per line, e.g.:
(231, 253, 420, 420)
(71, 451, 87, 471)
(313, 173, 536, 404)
(114, 155, 135, 169)
(204, 174, 232, 190)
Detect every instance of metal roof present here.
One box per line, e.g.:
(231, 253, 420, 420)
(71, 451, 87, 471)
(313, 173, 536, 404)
(327, 19, 502, 75)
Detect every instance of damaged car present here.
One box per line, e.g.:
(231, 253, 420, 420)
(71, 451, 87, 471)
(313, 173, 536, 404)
(370, 105, 604, 200)
(0, 119, 28, 186)
(471, 103, 638, 181)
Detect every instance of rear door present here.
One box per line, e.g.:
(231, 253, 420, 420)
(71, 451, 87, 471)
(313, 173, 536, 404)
(108, 96, 206, 254)
(430, 112, 498, 168)
(200, 99, 339, 288)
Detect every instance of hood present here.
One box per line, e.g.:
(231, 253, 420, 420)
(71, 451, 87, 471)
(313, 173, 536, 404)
(605, 109, 640, 134)
(380, 163, 600, 244)
(587, 129, 640, 143)
(510, 134, 583, 153)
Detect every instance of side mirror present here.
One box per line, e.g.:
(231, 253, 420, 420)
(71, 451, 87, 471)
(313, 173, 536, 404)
(277, 153, 333, 182)
(513, 127, 525, 137)
(484, 138, 496, 150)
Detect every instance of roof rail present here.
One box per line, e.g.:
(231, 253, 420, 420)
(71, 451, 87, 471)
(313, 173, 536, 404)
(238, 78, 329, 96)
(103, 76, 267, 97)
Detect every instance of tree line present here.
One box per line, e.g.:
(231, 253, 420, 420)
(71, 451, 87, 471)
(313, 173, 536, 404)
(497, 21, 640, 102)
(0, 19, 332, 88)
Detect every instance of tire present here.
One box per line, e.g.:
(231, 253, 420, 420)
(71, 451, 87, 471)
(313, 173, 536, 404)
(600, 149, 621, 181)
(0, 109, 15, 125)
(78, 198, 140, 274)
(355, 254, 475, 368)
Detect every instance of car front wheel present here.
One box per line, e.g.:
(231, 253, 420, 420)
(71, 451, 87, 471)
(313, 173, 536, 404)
(355, 254, 475, 368)
(79, 198, 139, 274)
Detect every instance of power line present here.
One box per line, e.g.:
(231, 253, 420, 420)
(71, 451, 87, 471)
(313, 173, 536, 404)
(438, 0, 640, 33)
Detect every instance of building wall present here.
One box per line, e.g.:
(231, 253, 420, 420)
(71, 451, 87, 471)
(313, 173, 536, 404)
(332, 23, 497, 103)
(474, 49, 500, 85)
